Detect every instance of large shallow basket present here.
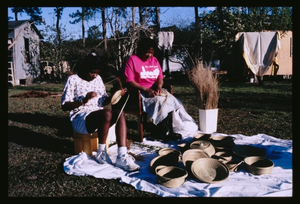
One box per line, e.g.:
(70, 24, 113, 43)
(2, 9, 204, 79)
(190, 140, 215, 157)
(182, 149, 209, 173)
(155, 166, 188, 188)
(191, 158, 230, 183)
(244, 156, 274, 175)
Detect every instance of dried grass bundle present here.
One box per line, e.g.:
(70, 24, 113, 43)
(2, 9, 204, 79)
(187, 62, 219, 109)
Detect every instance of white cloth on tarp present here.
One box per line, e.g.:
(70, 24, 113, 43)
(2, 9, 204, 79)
(171, 107, 198, 139)
(141, 91, 198, 138)
(235, 32, 281, 76)
(63, 133, 292, 197)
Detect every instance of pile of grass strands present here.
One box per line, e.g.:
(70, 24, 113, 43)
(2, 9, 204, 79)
(187, 62, 219, 110)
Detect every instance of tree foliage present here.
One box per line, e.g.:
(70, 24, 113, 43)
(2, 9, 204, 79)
(9, 6, 292, 81)
(10, 7, 43, 25)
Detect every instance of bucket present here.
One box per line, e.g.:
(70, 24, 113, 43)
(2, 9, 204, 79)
(198, 109, 218, 133)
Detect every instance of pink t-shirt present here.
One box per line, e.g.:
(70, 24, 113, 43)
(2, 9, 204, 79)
(123, 55, 164, 89)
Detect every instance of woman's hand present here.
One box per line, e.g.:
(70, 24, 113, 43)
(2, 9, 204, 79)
(61, 92, 97, 111)
(155, 78, 164, 96)
(121, 88, 127, 96)
(156, 86, 163, 96)
(145, 88, 158, 97)
(83, 91, 97, 104)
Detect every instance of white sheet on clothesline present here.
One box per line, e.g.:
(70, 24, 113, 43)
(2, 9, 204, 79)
(63, 133, 292, 197)
(235, 32, 281, 76)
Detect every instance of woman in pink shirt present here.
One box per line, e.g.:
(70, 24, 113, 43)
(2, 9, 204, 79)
(124, 38, 164, 98)
(123, 38, 198, 141)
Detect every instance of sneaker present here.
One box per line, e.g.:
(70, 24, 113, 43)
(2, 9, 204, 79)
(115, 153, 140, 171)
(94, 150, 112, 164)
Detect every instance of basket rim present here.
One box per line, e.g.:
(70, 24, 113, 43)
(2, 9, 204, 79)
(190, 140, 215, 156)
(190, 140, 211, 148)
(244, 156, 274, 169)
(182, 149, 209, 165)
(156, 166, 188, 178)
(158, 148, 181, 156)
(155, 166, 188, 188)
(149, 154, 179, 173)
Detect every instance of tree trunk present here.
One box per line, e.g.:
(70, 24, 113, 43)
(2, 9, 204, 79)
(195, 7, 199, 31)
(155, 7, 160, 32)
(132, 7, 135, 30)
(14, 7, 18, 21)
(138, 7, 144, 26)
(82, 7, 85, 48)
(194, 7, 202, 62)
(56, 7, 62, 48)
(101, 7, 107, 52)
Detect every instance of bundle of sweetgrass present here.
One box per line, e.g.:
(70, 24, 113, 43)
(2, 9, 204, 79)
(187, 62, 219, 110)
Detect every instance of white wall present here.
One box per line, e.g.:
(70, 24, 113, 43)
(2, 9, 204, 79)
(12, 22, 40, 85)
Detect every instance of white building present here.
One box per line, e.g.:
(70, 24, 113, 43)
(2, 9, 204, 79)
(8, 20, 43, 86)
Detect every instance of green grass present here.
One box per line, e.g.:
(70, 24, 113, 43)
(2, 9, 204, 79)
(8, 80, 292, 197)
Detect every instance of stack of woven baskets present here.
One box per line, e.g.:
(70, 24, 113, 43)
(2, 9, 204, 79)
(149, 133, 274, 188)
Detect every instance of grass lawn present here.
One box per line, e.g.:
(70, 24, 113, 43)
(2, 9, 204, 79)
(8, 79, 292, 197)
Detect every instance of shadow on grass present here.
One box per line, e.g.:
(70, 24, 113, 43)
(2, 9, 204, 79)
(8, 125, 74, 154)
(8, 113, 73, 138)
(218, 91, 291, 112)
(8, 112, 75, 154)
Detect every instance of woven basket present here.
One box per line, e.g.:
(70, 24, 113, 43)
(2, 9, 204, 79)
(213, 151, 233, 164)
(158, 148, 181, 161)
(111, 89, 123, 105)
(209, 135, 235, 141)
(193, 133, 212, 140)
(191, 158, 230, 183)
(190, 140, 215, 157)
(155, 166, 188, 188)
(244, 156, 274, 175)
(182, 149, 209, 174)
(150, 153, 179, 174)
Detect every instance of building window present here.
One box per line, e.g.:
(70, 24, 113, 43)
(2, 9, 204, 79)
(24, 37, 30, 63)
